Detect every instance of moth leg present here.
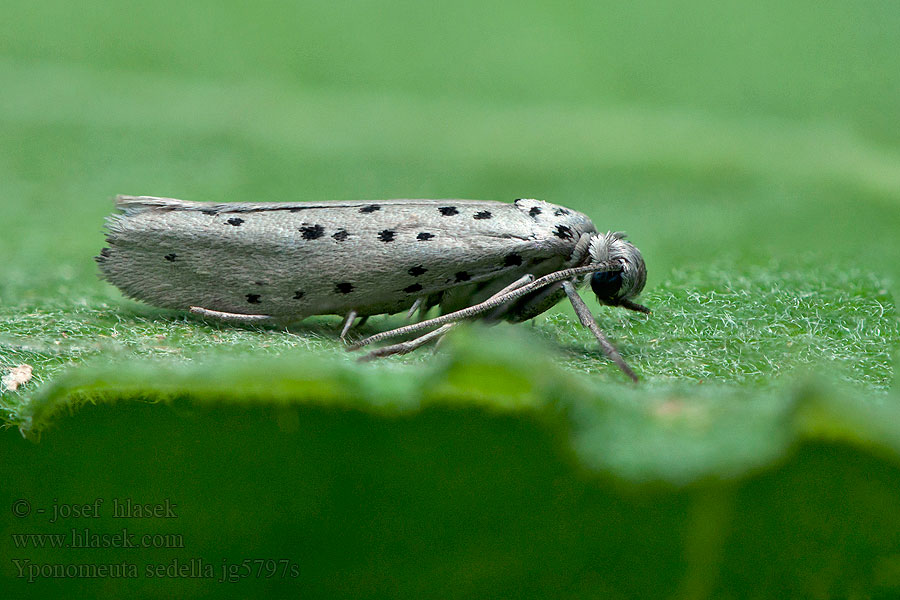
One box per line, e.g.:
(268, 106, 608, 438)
(482, 275, 553, 321)
(348, 262, 620, 351)
(358, 324, 454, 361)
(357, 315, 369, 327)
(189, 306, 276, 324)
(487, 281, 567, 323)
(406, 298, 424, 320)
(339, 310, 358, 341)
(353, 274, 535, 359)
(561, 281, 639, 383)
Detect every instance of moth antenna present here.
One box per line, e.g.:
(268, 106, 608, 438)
(347, 263, 620, 351)
(339, 310, 358, 341)
(561, 281, 639, 383)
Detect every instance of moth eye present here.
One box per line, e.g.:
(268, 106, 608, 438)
(591, 270, 623, 305)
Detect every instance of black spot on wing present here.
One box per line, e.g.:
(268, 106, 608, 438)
(403, 283, 423, 294)
(246, 293, 261, 304)
(378, 230, 396, 242)
(99, 247, 111, 258)
(334, 282, 354, 294)
(417, 232, 435, 241)
(554, 225, 574, 240)
(554, 208, 571, 216)
(474, 211, 492, 220)
(408, 265, 427, 277)
(293, 290, 305, 300)
(529, 207, 542, 218)
(164, 253, 177, 262)
(201, 209, 218, 216)
(438, 206, 459, 216)
(454, 271, 471, 282)
(332, 229, 349, 241)
(504, 253, 523, 267)
(300, 224, 325, 240)
(226, 217, 244, 226)
(359, 204, 381, 213)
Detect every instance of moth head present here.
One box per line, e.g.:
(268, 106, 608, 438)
(587, 232, 650, 313)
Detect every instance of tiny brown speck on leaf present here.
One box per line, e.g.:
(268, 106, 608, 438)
(2, 364, 34, 392)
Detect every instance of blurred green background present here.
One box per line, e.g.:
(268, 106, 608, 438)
(2, 1, 900, 597)
(3, 0, 900, 294)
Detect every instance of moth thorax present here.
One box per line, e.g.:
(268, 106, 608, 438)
(587, 232, 647, 306)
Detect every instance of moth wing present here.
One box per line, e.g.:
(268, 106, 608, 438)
(99, 197, 596, 319)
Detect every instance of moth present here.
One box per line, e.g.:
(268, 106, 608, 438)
(97, 196, 649, 380)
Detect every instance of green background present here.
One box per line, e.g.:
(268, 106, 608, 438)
(2, 1, 899, 597)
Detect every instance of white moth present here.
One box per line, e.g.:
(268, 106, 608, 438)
(97, 196, 649, 380)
